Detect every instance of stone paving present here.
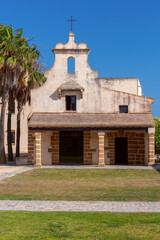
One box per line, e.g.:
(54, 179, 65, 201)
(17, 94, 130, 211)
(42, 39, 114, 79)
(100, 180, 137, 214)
(41, 165, 160, 170)
(0, 165, 33, 181)
(0, 200, 160, 212)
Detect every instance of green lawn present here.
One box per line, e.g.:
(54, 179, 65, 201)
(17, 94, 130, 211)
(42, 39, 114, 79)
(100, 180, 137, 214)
(0, 211, 160, 240)
(0, 169, 160, 201)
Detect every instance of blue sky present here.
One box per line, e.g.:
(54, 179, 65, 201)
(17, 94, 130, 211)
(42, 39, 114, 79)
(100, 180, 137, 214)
(1, 0, 160, 117)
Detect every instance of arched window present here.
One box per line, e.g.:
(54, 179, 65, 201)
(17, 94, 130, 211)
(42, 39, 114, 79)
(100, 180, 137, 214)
(68, 57, 75, 73)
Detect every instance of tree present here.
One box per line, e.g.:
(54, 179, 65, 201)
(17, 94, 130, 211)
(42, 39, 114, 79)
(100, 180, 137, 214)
(0, 24, 30, 163)
(15, 66, 46, 158)
(7, 45, 44, 160)
(0, 24, 44, 163)
(7, 90, 15, 162)
(154, 118, 160, 155)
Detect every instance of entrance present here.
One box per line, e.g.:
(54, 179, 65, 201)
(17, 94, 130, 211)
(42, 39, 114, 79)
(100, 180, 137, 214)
(115, 137, 128, 165)
(60, 131, 83, 164)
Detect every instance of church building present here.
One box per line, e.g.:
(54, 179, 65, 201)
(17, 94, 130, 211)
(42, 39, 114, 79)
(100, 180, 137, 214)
(28, 31, 155, 167)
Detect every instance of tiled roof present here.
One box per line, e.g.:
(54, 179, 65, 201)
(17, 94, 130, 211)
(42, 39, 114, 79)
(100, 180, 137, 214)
(28, 112, 154, 129)
(57, 80, 84, 91)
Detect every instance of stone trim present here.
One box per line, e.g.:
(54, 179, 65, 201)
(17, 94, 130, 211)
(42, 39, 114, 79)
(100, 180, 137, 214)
(83, 131, 93, 165)
(107, 131, 145, 165)
(34, 132, 42, 167)
(98, 132, 105, 167)
(48, 131, 59, 165)
(28, 131, 35, 165)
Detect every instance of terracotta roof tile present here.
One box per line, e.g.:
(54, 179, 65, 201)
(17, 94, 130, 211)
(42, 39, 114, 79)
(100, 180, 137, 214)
(28, 112, 154, 129)
(58, 80, 84, 91)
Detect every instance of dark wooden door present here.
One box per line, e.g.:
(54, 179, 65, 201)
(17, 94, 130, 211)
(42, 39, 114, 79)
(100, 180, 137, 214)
(115, 137, 128, 165)
(60, 131, 83, 164)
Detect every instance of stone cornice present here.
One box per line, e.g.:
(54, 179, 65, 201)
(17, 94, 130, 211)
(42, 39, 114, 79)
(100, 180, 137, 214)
(52, 49, 90, 54)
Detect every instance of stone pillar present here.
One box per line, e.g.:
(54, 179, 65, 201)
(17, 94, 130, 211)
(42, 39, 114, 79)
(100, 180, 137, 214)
(34, 132, 42, 167)
(28, 131, 35, 165)
(148, 128, 155, 166)
(144, 132, 149, 166)
(98, 132, 105, 167)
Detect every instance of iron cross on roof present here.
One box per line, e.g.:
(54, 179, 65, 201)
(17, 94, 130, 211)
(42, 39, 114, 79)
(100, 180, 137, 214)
(67, 16, 76, 32)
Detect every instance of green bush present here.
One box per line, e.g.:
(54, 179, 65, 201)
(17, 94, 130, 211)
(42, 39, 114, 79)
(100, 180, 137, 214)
(154, 118, 160, 154)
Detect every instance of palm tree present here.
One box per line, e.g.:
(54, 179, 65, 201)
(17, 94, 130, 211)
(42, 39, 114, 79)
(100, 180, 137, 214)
(7, 45, 43, 161)
(7, 89, 15, 162)
(15, 63, 46, 158)
(0, 24, 30, 163)
(0, 24, 43, 163)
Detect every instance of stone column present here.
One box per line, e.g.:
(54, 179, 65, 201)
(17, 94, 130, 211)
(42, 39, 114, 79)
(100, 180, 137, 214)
(98, 132, 105, 167)
(34, 132, 42, 167)
(148, 128, 155, 166)
(28, 131, 35, 165)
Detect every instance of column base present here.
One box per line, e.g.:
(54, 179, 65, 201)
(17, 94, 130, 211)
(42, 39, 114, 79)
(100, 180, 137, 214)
(148, 162, 155, 166)
(34, 164, 42, 168)
(98, 163, 105, 167)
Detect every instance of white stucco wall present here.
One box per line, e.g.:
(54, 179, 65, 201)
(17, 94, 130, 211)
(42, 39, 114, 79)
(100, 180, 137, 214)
(98, 78, 142, 96)
(30, 32, 153, 115)
(3, 101, 30, 156)
(41, 131, 52, 165)
(90, 132, 98, 165)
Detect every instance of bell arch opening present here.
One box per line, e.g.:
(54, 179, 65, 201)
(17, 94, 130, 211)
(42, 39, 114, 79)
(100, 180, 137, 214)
(67, 57, 75, 73)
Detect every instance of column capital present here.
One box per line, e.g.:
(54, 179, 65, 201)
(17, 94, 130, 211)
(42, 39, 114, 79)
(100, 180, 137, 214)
(148, 127, 155, 134)
(98, 132, 105, 136)
(35, 132, 42, 137)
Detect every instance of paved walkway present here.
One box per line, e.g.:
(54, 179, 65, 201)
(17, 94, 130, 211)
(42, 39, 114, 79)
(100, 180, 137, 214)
(41, 165, 160, 170)
(0, 200, 160, 212)
(0, 166, 33, 181)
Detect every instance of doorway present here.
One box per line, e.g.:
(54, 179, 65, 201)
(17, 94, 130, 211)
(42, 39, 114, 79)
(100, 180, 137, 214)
(60, 131, 83, 164)
(115, 137, 128, 165)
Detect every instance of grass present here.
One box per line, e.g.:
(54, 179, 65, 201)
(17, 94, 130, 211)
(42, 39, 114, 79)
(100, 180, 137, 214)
(0, 169, 160, 201)
(0, 211, 160, 240)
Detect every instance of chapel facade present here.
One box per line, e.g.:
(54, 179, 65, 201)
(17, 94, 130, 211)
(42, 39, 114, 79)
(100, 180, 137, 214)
(28, 32, 155, 167)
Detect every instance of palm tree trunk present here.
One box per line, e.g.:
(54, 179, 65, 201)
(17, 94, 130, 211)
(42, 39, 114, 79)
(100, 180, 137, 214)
(0, 105, 6, 163)
(0, 89, 8, 163)
(7, 93, 14, 161)
(16, 110, 21, 158)
(7, 112, 13, 161)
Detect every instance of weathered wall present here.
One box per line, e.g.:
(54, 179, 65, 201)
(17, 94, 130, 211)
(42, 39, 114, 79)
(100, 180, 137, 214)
(98, 78, 142, 96)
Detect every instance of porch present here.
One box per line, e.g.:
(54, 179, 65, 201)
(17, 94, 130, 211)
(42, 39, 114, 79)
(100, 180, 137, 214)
(28, 129, 155, 167)
(28, 112, 155, 167)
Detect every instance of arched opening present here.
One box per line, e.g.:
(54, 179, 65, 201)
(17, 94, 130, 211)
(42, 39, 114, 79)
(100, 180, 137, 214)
(68, 57, 75, 73)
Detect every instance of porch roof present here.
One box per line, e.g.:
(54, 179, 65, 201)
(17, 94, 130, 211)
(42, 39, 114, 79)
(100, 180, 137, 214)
(28, 112, 154, 129)
(57, 80, 84, 91)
